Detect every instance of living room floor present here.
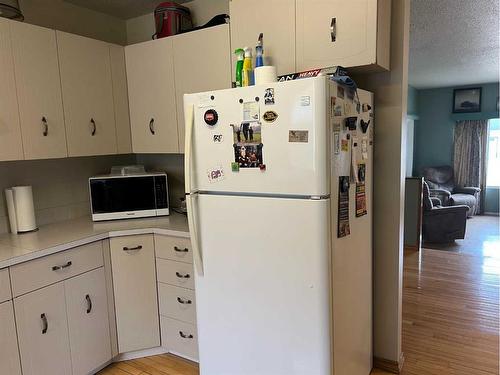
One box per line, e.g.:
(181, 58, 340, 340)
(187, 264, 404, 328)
(401, 214, 500, 374)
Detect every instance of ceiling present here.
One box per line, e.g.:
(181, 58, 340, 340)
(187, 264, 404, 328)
(62, 0, 189, 20)
(410, 0, 499, 89)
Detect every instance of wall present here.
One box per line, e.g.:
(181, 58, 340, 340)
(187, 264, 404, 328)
(353, 0, 410, 365)
(0, 155, 135, 234)
(126, 0, 229, 44)
(407, 85, 418, 116)
(18, 0, 127, 44)
(413, 82, 499, 174)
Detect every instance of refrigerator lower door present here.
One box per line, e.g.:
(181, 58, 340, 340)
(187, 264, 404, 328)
(194, 193, 331, 375)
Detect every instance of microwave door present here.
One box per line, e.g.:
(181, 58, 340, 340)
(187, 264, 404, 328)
(90, 176, 166, 221)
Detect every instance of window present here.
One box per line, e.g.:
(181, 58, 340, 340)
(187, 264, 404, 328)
(486, 119, 500, 187)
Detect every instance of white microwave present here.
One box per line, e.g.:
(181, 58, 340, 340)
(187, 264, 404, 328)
(89, 172, 169, 221)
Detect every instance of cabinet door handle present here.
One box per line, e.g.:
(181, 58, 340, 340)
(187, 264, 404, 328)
(179, 331, 193, 339)
(330, 17, 337, 42)
(174, 246, 189, 253)
(42, 116, 48, 136)
(149, 118, 155, 135)
(90, 118, 96, 136)
(123, 245, 143, 251)
(177, 297, 192, 305)
(85, 294, 92, 314)
(41, 313, 48, 334)
(176, 271, 191, 279)
(52, 261, 71, 271)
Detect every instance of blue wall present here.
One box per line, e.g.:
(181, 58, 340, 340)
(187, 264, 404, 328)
(412, 82, 499, 213)
(408, 85, 418, 117)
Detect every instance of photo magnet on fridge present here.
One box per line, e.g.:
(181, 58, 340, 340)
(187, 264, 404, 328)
(232, 122, 264, 168)
(243, 101, 260, 122)
(338, 176, 351, 238)
(264, 88, 275, 105)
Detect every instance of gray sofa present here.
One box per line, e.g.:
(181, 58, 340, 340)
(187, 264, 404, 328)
(422, 166, 480, 217)
(422, 182, 468, 243)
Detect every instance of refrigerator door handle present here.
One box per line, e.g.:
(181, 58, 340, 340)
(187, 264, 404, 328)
(186, 193, 204, 276)
(184, 103, 194, 194)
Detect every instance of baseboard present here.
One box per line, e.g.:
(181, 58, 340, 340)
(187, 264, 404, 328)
(373, 352, 405, 374)
(483, 212, 499, 216)
(114, 346, 168, 362)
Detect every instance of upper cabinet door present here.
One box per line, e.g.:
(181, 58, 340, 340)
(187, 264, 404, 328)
(10, 21, 67, 160)
(0, 19, 23, 161)
(126, 37, 179, 153)
(57, 31, 117, 157)
(229, 0, 296, 77)
(173, 24, 232, 152)
(296, 0, 386, 71)
(109, 44, 132, 154)
(65, 268, 111, 375)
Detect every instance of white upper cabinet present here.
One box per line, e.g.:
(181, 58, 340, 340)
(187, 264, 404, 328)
(10, 21, 67, 160)
(57, 31, 117, 157)
(296, 0, 390, 71)
(172, 24, 232, 151)
(0, 19, 23, 161)
(109, 44, 132, 154)
(229, 0, 296, 77)
(126, 37, 179, 153)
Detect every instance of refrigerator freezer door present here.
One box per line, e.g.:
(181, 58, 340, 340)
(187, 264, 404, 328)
(184, 77, 329, 197)
(194, 193, 331, 375)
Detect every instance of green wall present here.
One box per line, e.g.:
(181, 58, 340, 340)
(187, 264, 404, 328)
(413, 82, 499, 213)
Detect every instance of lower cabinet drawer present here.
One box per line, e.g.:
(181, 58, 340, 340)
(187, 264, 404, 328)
(161, 316, 198, 362)
(155, 235, 193, 264)
(0, 268, 11, 303)
(158, 283, 196, 324)
(157, 258, 195, 290)
(10, 241, 103, 297)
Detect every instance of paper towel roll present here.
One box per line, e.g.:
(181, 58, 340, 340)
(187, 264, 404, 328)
(5, 189, 18, 234)
(255, 66, 277, 85)
(12, 186, 37, 233)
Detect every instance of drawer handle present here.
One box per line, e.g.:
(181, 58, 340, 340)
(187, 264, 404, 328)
(174, 246, 189, 253)
(123, 245, 143, 251)
(176, 272, 191, 279)
(177, 297, 192, 305)
(52, 261, 72, 271)
(90, 118, 96, 136)
(42, 116, 48, 136)
(85, 294, 92, 314)
(41, 313, 48, 334)
(179, 331, 194, 339)
(149, 118, 155, 135)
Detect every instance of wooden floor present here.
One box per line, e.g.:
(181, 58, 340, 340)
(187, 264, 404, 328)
(100, 218, 500, 375)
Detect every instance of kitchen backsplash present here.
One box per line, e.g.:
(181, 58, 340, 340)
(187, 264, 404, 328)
(0, 154, 185, 235)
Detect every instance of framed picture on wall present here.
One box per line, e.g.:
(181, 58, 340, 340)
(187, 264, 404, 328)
(453, 87, 482, 113)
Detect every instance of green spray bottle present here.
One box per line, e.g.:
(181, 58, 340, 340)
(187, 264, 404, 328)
(234, 48, 245, 88)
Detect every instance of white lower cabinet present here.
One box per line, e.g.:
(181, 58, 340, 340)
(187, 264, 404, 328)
(65, 267, 111, 375)
(110, 234, 160, 353)
(0, 300, 22, 375)
(15, 282, 72, 375)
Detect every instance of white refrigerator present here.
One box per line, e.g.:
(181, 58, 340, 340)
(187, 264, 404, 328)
(184, 76, 374, 375)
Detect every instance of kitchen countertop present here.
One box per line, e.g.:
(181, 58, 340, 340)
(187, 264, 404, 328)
(0, 213, 189, 269)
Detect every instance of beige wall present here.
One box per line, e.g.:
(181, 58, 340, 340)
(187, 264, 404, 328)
(353, 0, 410, 364)
(18, 0, 127, 44)
(0, 155, 134, 234)
(126, 0, 229, 45)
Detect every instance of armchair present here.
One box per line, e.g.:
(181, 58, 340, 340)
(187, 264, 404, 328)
(422, 182, 468, 243)
(422, 166, 480, 216)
